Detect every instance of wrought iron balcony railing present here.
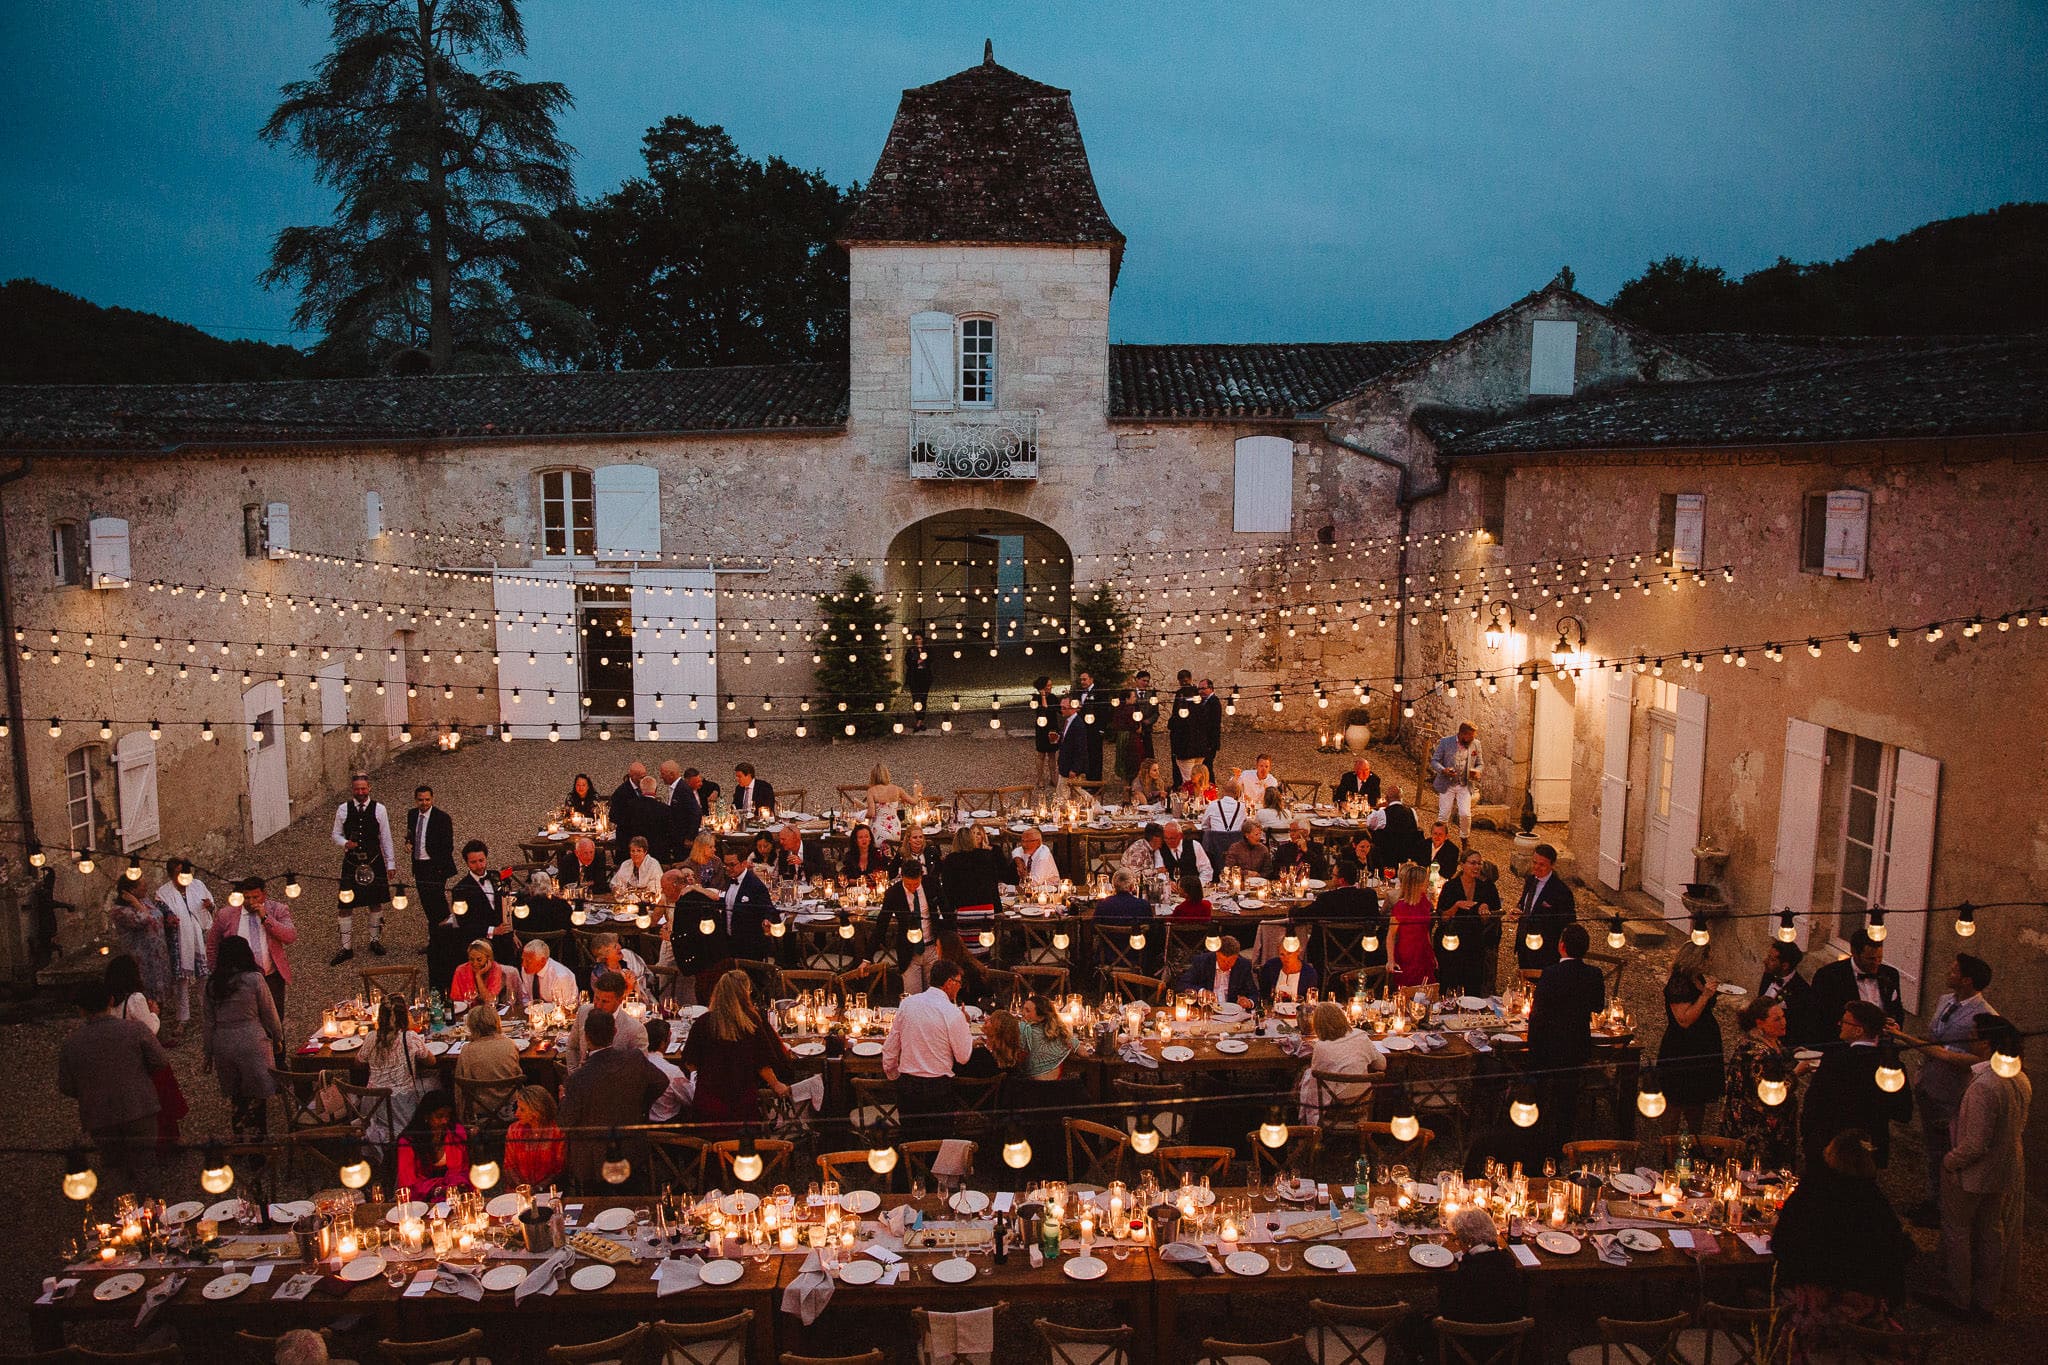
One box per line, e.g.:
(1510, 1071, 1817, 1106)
(909, 409, 1039, 479)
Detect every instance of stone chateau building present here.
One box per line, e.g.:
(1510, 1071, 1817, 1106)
(1, 49, 2044, 1132)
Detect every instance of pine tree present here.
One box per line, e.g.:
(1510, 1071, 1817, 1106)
(1072, 585, 1135, 688)
(814, 571, 896, 739)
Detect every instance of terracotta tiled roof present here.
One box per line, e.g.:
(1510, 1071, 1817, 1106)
(0, 363, 849, 452)
(1662, 331, 2016, 376)
(843, 51, 1124, 263)
(1442, 337, 2048, 456)
(1109, 342, 1440, 420)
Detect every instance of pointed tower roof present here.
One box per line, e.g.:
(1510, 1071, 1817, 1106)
(843, 45, 1125, 272)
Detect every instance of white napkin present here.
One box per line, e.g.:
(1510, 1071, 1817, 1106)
(933, 1139, 974, 1177)
(1592, 1235, 1630, 1267)
(434, 1266, 485, 1301)
(514, 1248, 572, 1304)
(780, 1251, 835, 1325)
(790, 1073, 826, 1112)
(656, 1255, 705, 1297)
(1328, 1249, 1358, 1273)
(926, 1306, 998, 1365)
(136, 1273, 186, 1330)
(35, 1277, 78, 1305)
(1510, 1243, 1542, 1267)
(1117, 1043, 1160, 1070)
(1738, 1232, 1773, 1256)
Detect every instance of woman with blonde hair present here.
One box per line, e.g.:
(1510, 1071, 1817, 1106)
(683, 830, 728, 892)
(866, 764, 914, 848)
(1130, 759, 1169, 807)
(678, 969, 792, 1125)
(1297, 1001, 1384, 1123)
(1181, 760, 1215, 801)
(1017, 994, 1074, 1081)
(1384, 862, 1439, 987)
(503, 1084, 565, 1186)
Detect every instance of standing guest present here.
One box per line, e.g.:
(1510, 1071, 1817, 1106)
(643, 1018, 696, 1122)
(883, 959, 974, 1140)
(1898, 952, 1998, 1225)
(1115, 670, 1159, 780)
(558, 1009, 665, 1188)
(939, 825, 1017, 917)
(106, 955, 159, 1036)
(730, 762, 775, 817)
(1296, 1001, 1384, 1124)
(447, 840, 516, 979)
(1177, 935, 1258, 1009)
(666, 764, 704, 858)
(1072, 671, 1107, 782)
(206, 876, 295, 1018)
(1191, 678, 1223, 782)
(609, 762, 649, 864)
(451, 939, 517, 1009)
(1657, 944, 1726, 1138)
(407, 784, 458, 948)
(504, 1085, 566, 1187)
(199, 936, 282, 1139)
(1197, 784, 1249, 872)
(1939, 1015, 2031, 1317)
(875, 861, 952, 996)
(866, 764, 915, 847)
(564, 970, 648, 1073)
(1438, 1208, 1529, 1325)
(1054, 697, 1090, 791)
(664, 868, 724, 1001)
(1511, 843, 1576, 977)
(1527, 924, 1605, 1153)
(1332, 757, 1380, 809)
(842, 824, 889, 880)
(1722, 998, 1804, 1171)
(1423, 822, 1461, 881)
(453, 1004, 525, 1126)
(1166, 669, 1200, 784)
(1225, 821, 1275, 879)
(1130, 758, 1169, 807)
(1429, 723, 1483, 844)
(155, 858, 213, 1047)
(395, 1092, 468, 1198)
(1384, 863, 1439, 989)
(717, 849, 776, 957)
(1236, 754, 1280, 808)
(1773, 1131, 1914, 1350)
(1259, 937, 1319, 1006)
(1759, 940, 1824, 1049)
(1364, 786, 1425, 874)
(905, 632, 935, 731)
(555, 835, 611, 895)
(329, 772, 395, 965)
(58, 976, 171, 1195)
(1271, 821, 1331, 881)
(1803, 1001, 1913, 1170)
(1013, 826, 1061, 886)
(1030, 676, 1062, 790)
(565, 773, 599, 819)
(610, 836, 663, 898)
(518, 940, 580, 1012)
(107, 881, 172, 1015)
(1810, 928, 1904, 1032)
(360, 997, 433, 1150)
(1434, 851, 1502, 996)
(1180, 760, 1216, 802)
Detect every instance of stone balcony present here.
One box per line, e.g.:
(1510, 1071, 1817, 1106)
(908, 408, 1040, 479)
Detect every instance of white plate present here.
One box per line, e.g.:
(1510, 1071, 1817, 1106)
(427, 1039, 450, 1056)
(1492, 1032, 1525, 1044)
(931, 1256, 976, 1283)
(1160, 1045, 1195, 1062)
(1278, 1180, 1319, 1203)
(571, 1264, 616, 1292)
(1303, 879, 1327, 890)
(1304, 1244, 1349, 1270)
(1535, 1230, 1582, 1255)
(1408, 1243, 1455, 1268)
(203, 1272, 251, 1300)
(385, 1201, 430, 1224)
(1378, 1035, 1414, 1051)
(840, 1189, 881, 1214)
(1610, 1173, 1653, 1196)
(1459, 997, 1491, 1011)
(203, 1199, 243, 1224)
(1224, 1251, 1269, 1276)
(837, 1258, 883, 1285)
(698, 1258, 745, 1285)
(1214, 1038, 1250, 1054)
(1213, 1002, 1246, 1019)
(339, 1253, 386, 1282)
(1793, 1048, 1823, 1062)
(964, 1006, 984, 1021)
(161, 1200, 205, 1224)
(970, 810, 995, 819)
(850, 1041, 883, 1057)
(479, 1264, 525, 1292)
(1716, 983, 1748, 996)
(327, 1035, 364, 1052)
(1617, 1229, 1662, 1253)
(1063, 1255, 1108, 1281)
(269, 1200, 315, 1222)
(679, 1004, 709, 1020)
(721, 1193, 761, 1217)
(486, 1193, 526, 1219)
(949, 1190, 991, 1214)
(791, 1041, 826, 1057)
(588, 1207, 635, 1233)
(94, 1273, 146, 1301)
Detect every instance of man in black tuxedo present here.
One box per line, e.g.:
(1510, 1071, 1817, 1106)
(1332, 757, 1381, 809)
(873, 861, 955, 995)
(1072, 671, 1106, 781)
(1759, 940, 1825, 1048)
(609, 763, 648, 863)
(730, 763, 776, 818)
(1802, 999, 1913, 1169)
(406, 785, 457, 946)
(1307, 859, 1386, 968)
(1512, 843, 1577, 976)
(444, 839, 518, 986)
(1167, 669, 1200, 783)
(666, 869, 729, 996)
(1527, 923, 1606, 1153)
(1192, 678, 1224, 781)
(1810, 928, 1906, 1035)
(1365, 786, 1425, 875)
(666, 764, 704, 856)
(718, 850, 777, 960)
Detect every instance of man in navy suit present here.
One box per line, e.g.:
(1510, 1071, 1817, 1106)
(405, 784, 457, 945)
(1513, 843, 1577, 976)
(1527, 923, 1606, 1153)
(1810, 928, 1906, 1034)
(1178, 935, 1258, 1010)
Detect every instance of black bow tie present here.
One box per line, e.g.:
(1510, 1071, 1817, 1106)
(1857, 972, 1880, 984)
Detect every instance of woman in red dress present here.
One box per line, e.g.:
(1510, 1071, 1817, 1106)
(1384, 862, 1439, 987)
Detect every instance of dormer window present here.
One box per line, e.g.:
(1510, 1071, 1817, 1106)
(910, 311, 998, 409)
(959, 317, 996, 406)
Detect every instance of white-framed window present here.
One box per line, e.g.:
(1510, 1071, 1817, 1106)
(65, 744, 103, 854)
(1802, 488, 1869, 578)
(539, 469, 595, 558)
(958, 317, 996, 406)
(1833, 734, 1892, 932)
(264, 502, 291, 558)
(318, 661, 348, 731)
(1529, 320, 1579, 395)
(51, 521, 84, 585)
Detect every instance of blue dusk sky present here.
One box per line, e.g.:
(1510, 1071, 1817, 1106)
(2, 0, 2043, 348)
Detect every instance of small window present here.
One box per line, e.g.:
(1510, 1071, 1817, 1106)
(959, 317, 996, 406)
(1232, 435, 1294, 533)
(51, 521, 84, 585)
(365, 490, 384, 539)
(1477, 472, 1507, 546)
(1802, 489, 1869, 578)
(243, 505, 266, 558)
(65, 744, 104, 855)
(1529, 320, 1579, 395)
(1657, 493, 1705, 570)
(540, 469, 595, 557)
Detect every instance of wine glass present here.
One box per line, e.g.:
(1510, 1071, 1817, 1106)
(909, 1175, 927, 1207)
(1273, 1247, 1294, 1272)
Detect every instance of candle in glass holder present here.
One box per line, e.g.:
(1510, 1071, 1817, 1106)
(99, 1243, 118, 1262)
(1217, 1216, 1236, 1246)
(762, 1204, 779, 1232)
(778, 1225, 799, 1250)
(839, 1228, 856, 1251)
(338, 1232, 359, 1261)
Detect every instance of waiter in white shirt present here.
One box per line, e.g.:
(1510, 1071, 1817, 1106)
(883, 959, 973, 1141)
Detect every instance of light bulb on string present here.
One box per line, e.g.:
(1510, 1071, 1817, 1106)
(1607, 914, 1626, 950)
(1776, 910, 1798, 943)
(1508, 1085, 1540, 1128)
(1954, 903, 1976, 937)
(200, 1142, 235, 1194)
(1636, 1070, 1667, 1119)
(62, 1145, 96, 1201)
(1865, 908, 1887, 942)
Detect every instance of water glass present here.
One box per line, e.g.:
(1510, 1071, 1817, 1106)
(1274, 1248, 1294, 1272)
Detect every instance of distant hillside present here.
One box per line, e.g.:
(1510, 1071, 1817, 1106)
(1610, 202, 2048, 335)
(0, 279, 313, 384)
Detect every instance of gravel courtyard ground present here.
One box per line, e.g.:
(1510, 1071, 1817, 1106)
(3, 725, 2038, 1359)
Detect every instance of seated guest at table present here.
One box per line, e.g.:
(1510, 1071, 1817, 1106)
(1122, 823, 1167, 876)
(1439, 1208, 1528, 1324)
(1528, 924, 1605, 1154)
(1384, 863, 1439, 988)
(1773, 1129, 1913, 1350)
(1364, 786, 1425, 874)
(643, 1018, 695, 1122)
(679, 830, 729, 893)
(518, 939, 580, 1012)
(1306, 857, 1379, 917)
(1434, 851, 1502, 996)
(1237, 754, 1280, 808)
(1013, 825, 1062, 887)
(940, 824, 1017, 915)
(450, 938, 517, 1010)
(611, 836, 663, 899)
(888, 825, 935, 878)
(745, 831, 778, 880)
(1511, 842, 1575, 978)
(565, 970, 648, 1073)
(1171, 875, 1214, 921)
(771, 823, 833, 884)
(1658, 944, 1727, 1137)
(453, 1002, 525, 1125)
(200, 935, 281, 1140)
(1094, 867, 1153, 925)
(1271, 821, 1331, 882)
(1721, 997, 1804, 1171)
(1179, 934, 1257, 1008)
(1803, 1000, 1913, 1170)
(555, 835, 611, 895)
(1197, 785, 1250, 871)
(1297, 1001, 1383, 1123)
(874, 860, 952, 996)
(1017, 994, 1076, 1082)
(518, 869, 575, 934)
(396, 1090, 469, 1198)
(1180, 759, 1215, 801)
(884, 959, 974, 1140)
(1810, 928, 1905, 1034)
(1424, 822, 1461, 881)
(1224, 821, 1275, 879)
(1130, 759, 1170, 807)
(730, 762, 775, 818)
(842, 823, 889, 881)
(1156, 821, 1213, 886)
(1758, 940, 1824, 1050)
(560, 1010, 666, 1188)
(1333, 757, 1380, 809)
(504, 1084, 565, 1187)
(972, 1009, 1027, 1078)
(586, 931, 649, 1001)
(565, 772, 599, 819)
(1259, 937, 1319, 1006)
(681, 969, 792, 1128)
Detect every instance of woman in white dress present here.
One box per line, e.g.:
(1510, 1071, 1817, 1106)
(361, 997, 434, 1151)
(865, 763, 914, 849)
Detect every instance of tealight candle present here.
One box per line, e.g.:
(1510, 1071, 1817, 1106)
(338, 1233, 359, 1260)
(1218, 1218, 1237, 1246)
(778, 1225, 798, 1250)
(99, 1244, 118, 1262)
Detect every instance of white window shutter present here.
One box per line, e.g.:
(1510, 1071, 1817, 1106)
(1881, 749, 1939, 1015)
(1661, 688, 1708, 919)
(1232, 435, 1294, 533)
(1822, 490, 1869, 578)
(492, 570, 581, 740)
(265, 502, 291, 558)
(910, 311, 956, 409)
(1529, 320, 1579, 395)
(1770, 718, 1828, 947)
(114, 731, 159, 852)
(87, 516, 131, 588)
(1671, 494, 1705, 571)
(365, 491, 384, 539)
(593, 464, 661, 559)
(631, 569, 718, 740)
(1596, 669, 1633, 889)
(318, 662, 348, 731)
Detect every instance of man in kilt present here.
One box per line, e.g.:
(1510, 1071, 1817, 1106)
(329, 772, 395, 965)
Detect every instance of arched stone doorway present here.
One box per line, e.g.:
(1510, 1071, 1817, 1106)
(885, 510, 1074, 698)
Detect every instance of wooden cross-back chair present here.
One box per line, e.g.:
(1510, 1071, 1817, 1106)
(816, 1149, 893, 1193)
(1574, 1314, 1692, 1365)
(993, 785, 1037, 816)
(911, 1304, 1011, 1365)
(1246, 1127, 1322, 1183)
(1108, 970, 1169, 1006)
(1153, 1144, 1234, 1182)
(648, 1133, 711, 1190)
(1002, 915, 1078, 970)
(1358, 1120, 1436, 1167)
(377, 1331, 488, 1365)
(1113, 1077, 1187, 1142)
(1064, 1118, 1131, 1184)
(1034, 1321, 1135, 1365)
(1281, 779, 1322, 807)
(360, 964, 421, 1002)
(1431, 1317, 1536, 1365)
(900, 1139, 976, 1187)
(1306, 1301, 1411, 1365)
(953, 789, 1001, 819)
(1197, 1336, 1308, 1365)
(848, 1077, 901, 1147)
(1013, 964, 1071, 999)
(546, 1326, 649, 1365)
(1093, 924, 1153, 977)
(651, 1313, 754, 1365)
(1671, 1303, 1781, 1365)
